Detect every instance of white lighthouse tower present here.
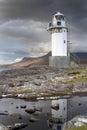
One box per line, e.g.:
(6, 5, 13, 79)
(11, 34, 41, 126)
(48, 12, 70, 68)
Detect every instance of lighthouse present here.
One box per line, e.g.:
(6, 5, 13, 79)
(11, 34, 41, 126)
(48, 12, 70, 68)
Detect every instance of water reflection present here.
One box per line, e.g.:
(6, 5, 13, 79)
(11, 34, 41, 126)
(0, 96, 87, 130)
(48, 96, 87, 130)
(47, 99, 67, 130)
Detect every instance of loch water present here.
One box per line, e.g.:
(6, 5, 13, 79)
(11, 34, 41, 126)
(0, 96, 87, 130)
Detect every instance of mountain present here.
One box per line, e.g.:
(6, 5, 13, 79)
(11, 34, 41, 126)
(0, 52, 51, 68)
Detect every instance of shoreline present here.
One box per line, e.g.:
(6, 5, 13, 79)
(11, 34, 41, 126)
(0, 65, 87, 100)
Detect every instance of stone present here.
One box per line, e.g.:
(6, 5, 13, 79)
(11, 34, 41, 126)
(62, 116, 87, 130)
(10, 113, 22, 119)
(25, 108, 36, 114)
(7, 123, 28, 130)
(0, 111, 9, 115)
(29, 116, 39, 122)
(0, 124, 9, 130)
(20, 105, 27, 109)
(51, 104, 59, 110)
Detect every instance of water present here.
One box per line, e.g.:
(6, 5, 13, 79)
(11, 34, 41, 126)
(0, 68, 13, 72)
(0, 96, 87, 130)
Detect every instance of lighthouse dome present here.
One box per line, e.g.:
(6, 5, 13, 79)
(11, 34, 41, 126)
(53, 12, 64, 21)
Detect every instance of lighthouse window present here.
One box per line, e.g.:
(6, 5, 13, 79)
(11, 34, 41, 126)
(58, 29, 62, 32)
(62, 16, 64, 20)
(49, 124, 52, 129)
(64, 40, 66, 43)
(57, 126, 61, 130)
(49, 22, 52, 27)
(57, 21, 61, 25)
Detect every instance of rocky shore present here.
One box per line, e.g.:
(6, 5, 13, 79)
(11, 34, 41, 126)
(0, 65, 87, 100)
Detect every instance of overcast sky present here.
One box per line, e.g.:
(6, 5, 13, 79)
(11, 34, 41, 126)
(0, 0, 87, 64)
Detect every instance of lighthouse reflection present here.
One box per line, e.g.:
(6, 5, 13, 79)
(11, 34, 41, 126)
(47, 99, 67, 130)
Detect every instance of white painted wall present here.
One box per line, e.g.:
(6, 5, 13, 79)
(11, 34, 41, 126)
(48, 12, 68, 56)
(52, 29, 67, 56)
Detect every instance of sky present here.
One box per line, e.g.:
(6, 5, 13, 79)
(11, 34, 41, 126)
(0, 0, 87, 64)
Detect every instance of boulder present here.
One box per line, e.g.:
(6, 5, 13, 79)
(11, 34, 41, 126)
(0, 111, 9, 115)
(10, 113, 22, 119)
(7, 123, 28, 130)
(20, 105, 27, 109)
(62, 116, 87, 130)
(0, 124, 9, 130)
(51, 104, 59, 110)
(25, 109, 36, 114)
(29, 116, 39, 122)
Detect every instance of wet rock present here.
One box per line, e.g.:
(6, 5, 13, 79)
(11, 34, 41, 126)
(10, 113, 22, 119)
(1, 94, 17, 98)
(25, 108, 36, 114)
(62, 116, 87, 130)
(29, 116, 39, 122)
(20, 105, 27, 109)
(35, 107, 42, 112)
(33, 80, 41, 86)
(11, 103, 14, 105)
(51, 104, 59, 110)
(16, 106, 19, 109)
(7, 123, 28, 130)
(78, 103, 82, 106)
(0, 111, 9, 115)
(0, 124, 9, 130)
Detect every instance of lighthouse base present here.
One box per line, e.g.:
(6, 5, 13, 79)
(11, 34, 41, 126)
(49, 56, 70, 68)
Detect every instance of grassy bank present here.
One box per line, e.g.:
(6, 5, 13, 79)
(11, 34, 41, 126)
(69, 126, 87, 130)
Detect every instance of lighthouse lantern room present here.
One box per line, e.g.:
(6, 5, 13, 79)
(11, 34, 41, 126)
(48, 12, 68, 56)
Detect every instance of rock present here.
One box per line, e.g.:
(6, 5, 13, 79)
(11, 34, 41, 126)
(78, 103, 82, 106)
(1, 94, 17, 98)
(35, 107, 42, 112)
(25, 108, 36, 114)
(16, 106, 19, 109)
(7, 123, 28, 130)
(0, 111, 9, 115)
(33, 80, 41, 86)
(11, 103, 14, 105)
(62, 116, 87, 130)
(51, 104, 59, 110)
(20, 105, 27, 109)
(10, 113, 22, 119)
(29, 116, 39, 122)
(0, 124, 9, 130)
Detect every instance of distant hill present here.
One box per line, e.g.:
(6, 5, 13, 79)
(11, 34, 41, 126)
(70, 52, 87, 64)
(0, 52, 51, 68)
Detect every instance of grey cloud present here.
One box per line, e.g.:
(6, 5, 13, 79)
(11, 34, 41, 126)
(0, 0, 87, 53)
(0, 0, 87, 20)
(0, 20, 49, 44)
(0, 0, 87, 34)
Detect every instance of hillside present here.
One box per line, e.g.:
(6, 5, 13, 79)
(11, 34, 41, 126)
(0, 52, 51, 68)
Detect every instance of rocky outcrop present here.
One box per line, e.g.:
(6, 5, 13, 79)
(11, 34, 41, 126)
(0, 111, 9, 115)
(7, 123, 28, 130)
(0, 66, 87, 100)
(63, 116, 87, 130)
(0, 124, 9, 130)
(29, 116, 39, 122)
(25, 109, 36, 114)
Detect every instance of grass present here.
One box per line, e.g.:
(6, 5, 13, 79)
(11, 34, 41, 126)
(69, 126, 87, 130)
